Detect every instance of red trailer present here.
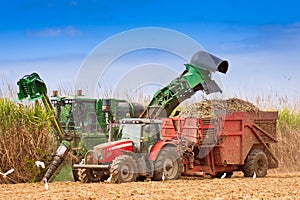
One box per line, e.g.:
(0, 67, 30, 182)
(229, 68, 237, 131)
(161, 111, 278, 178)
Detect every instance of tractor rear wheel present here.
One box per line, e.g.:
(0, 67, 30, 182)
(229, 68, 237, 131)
(242, 149, 268, 177)
(78, 159, 102, 183)
(153, 146, 181, 181)
(110, 155, 138, 183)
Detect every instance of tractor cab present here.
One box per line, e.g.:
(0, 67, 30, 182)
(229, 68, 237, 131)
(119, 118, 163, 153)
(51, 97, 97, 133)
(50, 94, 110, 158)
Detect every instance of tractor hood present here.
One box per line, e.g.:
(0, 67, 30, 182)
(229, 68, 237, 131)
(93, 139, 133, 163)
(94, 139, 133, 151)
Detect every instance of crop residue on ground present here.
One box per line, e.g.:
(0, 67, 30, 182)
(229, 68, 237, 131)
(0, 172, 299, 200)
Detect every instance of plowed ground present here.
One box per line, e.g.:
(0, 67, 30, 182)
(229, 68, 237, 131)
(0, 172, 299, 200)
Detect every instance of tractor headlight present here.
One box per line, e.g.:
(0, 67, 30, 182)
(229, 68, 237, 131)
(85, 150, 98, 165)
(94, 148, 105, 161)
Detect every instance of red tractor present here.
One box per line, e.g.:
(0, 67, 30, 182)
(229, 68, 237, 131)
(73, 118, 181, 183)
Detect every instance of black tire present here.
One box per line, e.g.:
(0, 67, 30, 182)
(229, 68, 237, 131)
(242, 149, 268, 177)
(72, 156, 84, 182)
(72, 169, 80, 182)
(79, 169, 99, 183)
(153, 146, 181, 181)
(78, 159, 102, 183)
(110, 155, 138, 183)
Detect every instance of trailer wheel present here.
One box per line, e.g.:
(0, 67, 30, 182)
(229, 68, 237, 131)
(110, 155, 138, 183)
(242, 149, 268, 177)
(78, 159, 102, 183)
(153, 146, 181, 181)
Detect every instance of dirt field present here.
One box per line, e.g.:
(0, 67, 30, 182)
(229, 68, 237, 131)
(0, 172, 299, 200)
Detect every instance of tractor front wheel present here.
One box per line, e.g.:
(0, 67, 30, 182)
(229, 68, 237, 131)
(72, 169, 80, 182)
(110, 155, 138, 183)
(78, 159, 102, 183)
(153, 146, 181, 181)
(242, 149, 268, 177)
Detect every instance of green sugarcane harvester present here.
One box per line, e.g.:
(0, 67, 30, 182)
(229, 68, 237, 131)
(17, 50, 228, 182)
(17, 73, 144, 181)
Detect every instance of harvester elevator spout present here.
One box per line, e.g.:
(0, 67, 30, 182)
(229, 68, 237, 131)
(140, 51, 229, 119)
(190, 50, 228, 74)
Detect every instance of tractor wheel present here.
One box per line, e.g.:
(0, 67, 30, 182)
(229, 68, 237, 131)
(79, 169, 102, 183)
(110, 155, 138, 183)
(153, 146, 181, 181)
(72, 156, 84, 182)
(242, 149, 268, 177)
(72, 169, 80, 182)
(78, 159, 102, 183)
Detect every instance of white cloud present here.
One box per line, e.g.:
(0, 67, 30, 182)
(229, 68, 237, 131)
(27, 26, 82, 37)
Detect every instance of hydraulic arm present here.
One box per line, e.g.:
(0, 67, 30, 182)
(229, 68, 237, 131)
(140, 51, 229, 119)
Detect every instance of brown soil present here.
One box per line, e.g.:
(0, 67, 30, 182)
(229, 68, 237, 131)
(0, 172, 299, 200)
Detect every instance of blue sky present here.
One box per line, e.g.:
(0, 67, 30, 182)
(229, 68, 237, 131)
(0, 0, 300, 105)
